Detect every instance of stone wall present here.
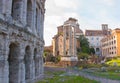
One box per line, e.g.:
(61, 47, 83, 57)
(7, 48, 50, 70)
(0, 0, 45, 83)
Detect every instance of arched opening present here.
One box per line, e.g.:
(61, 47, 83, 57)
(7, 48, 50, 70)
(27, 0, 32, 27)
(24, 46, 31, 80)
(34, 48, 39, 77)
(8, 43, 20, 83)
(96, 48, 100, 52)
(11, 0, 21, 20)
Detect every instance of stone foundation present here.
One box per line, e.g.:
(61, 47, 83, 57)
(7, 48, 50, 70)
(59, 61, 78, 67)
(60, 56, 78, 67)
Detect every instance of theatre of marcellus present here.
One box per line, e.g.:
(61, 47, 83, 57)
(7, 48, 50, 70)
(0, 0, 45, 83)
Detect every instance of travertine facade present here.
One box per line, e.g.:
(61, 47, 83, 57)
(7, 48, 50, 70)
(101, 28, 120, 57)
(52, 18, 83, 66)
(0, 0, 45, 83)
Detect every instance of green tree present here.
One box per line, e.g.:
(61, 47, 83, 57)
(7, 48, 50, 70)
(90, 47, 95, 55)
(78, 35, 90, 54)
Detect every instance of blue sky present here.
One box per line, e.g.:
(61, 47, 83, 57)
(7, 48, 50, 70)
(44, 0, 120, 46)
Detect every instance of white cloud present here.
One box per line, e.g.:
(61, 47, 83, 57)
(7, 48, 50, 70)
(44, 0, 80, 46)
(54, 0, 79, 10)
(44, 0, 119, 46)
(102, 0, 115, 6)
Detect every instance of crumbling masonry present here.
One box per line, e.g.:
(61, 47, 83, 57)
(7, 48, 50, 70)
(0, 0, 45, 83)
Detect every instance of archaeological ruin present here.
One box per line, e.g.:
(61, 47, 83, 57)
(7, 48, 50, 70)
(0, 0, 45, 83)
(52, 18, 83, 66)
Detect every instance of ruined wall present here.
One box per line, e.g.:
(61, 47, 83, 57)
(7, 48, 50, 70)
(0, 0, 45, 83)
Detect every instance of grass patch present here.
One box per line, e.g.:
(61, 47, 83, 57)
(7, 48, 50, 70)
(37, 71, 99, 83)
(82, 67, 120, 80)
(106, 59, 120, 66)
(37, 75, 99, 83)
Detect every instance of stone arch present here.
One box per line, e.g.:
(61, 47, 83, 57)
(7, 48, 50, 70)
(34, 48, 39, 77)
(24, 45, 31, 80)
(27, 0, 32, 27)
(96, 48, 100, 52)
(11, 0, 21, 20)
(8, 43, 20, 83)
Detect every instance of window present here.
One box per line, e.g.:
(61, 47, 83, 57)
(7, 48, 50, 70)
(114, 40, 116, 44)
(91, 37, 94, 40)
(112, 52, 113, 54)
(96, 48, 100, 52)
(96, 38, 99, 40)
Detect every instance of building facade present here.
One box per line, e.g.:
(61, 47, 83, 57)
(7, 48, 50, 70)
(85, 24, 111, 56)
(101, 28, 120, 57)
(52, 18, 83, 66)
(0, 0, 45, 83)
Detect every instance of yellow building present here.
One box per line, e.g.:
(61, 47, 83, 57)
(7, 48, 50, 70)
(101, 28, 120, 57)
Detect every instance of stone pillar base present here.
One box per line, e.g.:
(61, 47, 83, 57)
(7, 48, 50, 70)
(60, 56, 78, 67)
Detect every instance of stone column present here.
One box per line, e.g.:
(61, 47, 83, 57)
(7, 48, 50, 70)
(0, 35, 9, 83)
(31, 50, 35, 81)
(32, 0, 37, 35)
(34, 48, 41, 79)
(69, 25, 72, 56)
(41, 13, 44, 40)
(2, 0, 12, 21)
(63, 26, 66, 56)
(21, 0, 27, 26)
(19, 60, 25, 83)
(36, 9, 41, 37)
(0, 0, 4, 13)
(0, 60, 9, 83)
(4, 0, 12, 15)
(73, 27, 76, 56)
(40, 45, 44, 74)
(19, 45, 26, 83)
(39, 10, 42, 39)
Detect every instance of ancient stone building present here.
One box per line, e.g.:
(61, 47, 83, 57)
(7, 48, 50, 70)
(0, 0, 45, 83)
(52, 18, 83, 66)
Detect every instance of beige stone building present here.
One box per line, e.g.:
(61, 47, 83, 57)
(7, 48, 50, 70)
(101, 28, 120, 57)
(52, 18, 83, 66)
(0, 0, 45, 83)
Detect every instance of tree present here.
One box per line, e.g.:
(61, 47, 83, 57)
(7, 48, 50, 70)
(78, 35, 90, 54)
(90, 47, 95, 55)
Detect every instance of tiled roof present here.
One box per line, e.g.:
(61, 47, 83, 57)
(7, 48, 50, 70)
(85, 30, 104, 36)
